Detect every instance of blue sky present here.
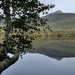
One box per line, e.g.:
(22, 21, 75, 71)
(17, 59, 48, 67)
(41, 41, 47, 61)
(39, 0, 75, 16)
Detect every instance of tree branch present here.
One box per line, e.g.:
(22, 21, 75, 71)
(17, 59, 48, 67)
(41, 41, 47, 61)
(0, 53, 19, 74)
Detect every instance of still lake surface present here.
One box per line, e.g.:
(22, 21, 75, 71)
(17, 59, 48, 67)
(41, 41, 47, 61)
(2, 40, 75, 75)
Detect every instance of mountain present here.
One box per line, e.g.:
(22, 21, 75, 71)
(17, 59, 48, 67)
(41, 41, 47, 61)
(51, 10, 63, 14)
(1, 10, 75, 31)
(43, 10, 75, 31)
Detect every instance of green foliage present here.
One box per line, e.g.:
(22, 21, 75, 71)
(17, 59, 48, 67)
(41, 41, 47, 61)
(0, 0, 54, 55)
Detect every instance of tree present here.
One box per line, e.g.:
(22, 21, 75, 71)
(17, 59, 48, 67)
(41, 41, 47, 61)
(0, 0, 54, 74)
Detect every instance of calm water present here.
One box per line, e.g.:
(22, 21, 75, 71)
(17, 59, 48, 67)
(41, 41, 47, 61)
(2, 40, 75, 75)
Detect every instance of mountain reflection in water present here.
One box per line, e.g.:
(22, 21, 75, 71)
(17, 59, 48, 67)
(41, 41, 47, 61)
(32, 40, 75, 58)
(2, 40, 75, 75)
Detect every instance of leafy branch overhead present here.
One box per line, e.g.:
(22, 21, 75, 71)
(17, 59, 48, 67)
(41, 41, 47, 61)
(0, 0, 55, 55)
(0, 0, 55, 74)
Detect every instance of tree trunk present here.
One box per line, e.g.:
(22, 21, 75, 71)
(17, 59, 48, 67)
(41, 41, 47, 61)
(2, 0, 11, 50)
(0, 0, 19, 74)
(0, 53, 19, 74)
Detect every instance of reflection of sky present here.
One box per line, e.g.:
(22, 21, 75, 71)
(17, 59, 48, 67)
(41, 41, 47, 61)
(39, 0, 75, 16)
(2, 53, 75, 75)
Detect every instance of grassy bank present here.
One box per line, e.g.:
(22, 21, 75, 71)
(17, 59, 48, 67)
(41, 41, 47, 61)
(0, 29, 75, 43)
(29, 31, 75, 41)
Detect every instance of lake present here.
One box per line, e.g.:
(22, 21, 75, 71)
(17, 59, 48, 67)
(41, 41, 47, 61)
(2, 40, 75, 75)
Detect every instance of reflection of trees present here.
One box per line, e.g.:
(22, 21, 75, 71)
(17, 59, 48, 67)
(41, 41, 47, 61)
(33, 40, 75, 61)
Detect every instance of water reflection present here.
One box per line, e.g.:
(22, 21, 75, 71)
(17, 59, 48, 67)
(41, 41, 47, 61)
(2, 53, 75, 75)
(33, 40, 75, 59)
(2, 40, 75, 75)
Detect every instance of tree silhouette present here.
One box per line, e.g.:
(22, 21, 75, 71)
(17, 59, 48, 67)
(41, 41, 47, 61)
(0, 0, 54, 74)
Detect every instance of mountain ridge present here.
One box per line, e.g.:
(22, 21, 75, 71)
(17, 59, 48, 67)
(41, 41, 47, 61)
(43, 10, 75, 31)
(50, 10, 63, 14)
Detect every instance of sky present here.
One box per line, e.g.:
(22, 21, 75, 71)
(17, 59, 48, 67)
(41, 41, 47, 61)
(39, 0, 75, 16)
(0, 0, 75, 17)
